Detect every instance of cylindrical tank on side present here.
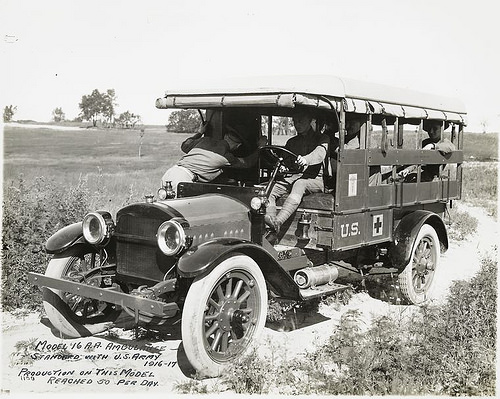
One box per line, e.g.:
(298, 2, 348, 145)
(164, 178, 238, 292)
(294, 264, 339, 289)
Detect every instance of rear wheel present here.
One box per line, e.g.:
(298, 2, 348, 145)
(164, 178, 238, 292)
(43, 245, 120, 338)
(181, 255, 268, 377)
(398, 224, 440, 304)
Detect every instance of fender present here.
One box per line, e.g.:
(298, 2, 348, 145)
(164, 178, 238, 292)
(177, 238, 301, 300)
(46, 222, 86, 254)
(389, 210, 448, 270)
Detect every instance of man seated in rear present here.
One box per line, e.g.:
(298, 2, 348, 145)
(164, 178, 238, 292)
(398, 121, 455, 181)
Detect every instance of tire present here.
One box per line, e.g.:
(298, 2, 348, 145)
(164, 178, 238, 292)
(398, 224, 440, 305)
(181, 254, 268, 377)
(42, 245, 120, 338)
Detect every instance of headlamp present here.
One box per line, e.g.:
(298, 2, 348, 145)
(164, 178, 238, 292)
(82, 211, 114, 245)
(157, 218, 189, 256)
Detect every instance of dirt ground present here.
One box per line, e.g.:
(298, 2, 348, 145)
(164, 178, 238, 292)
(1, 202, 497, 395)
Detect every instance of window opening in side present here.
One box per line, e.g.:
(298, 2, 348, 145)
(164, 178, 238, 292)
(368, 115, 396, 150)
(440, 121, 458, 181)
(264, 115, 294, 147)
(397, 117, 421, 150)
(343, 112, 368, 150)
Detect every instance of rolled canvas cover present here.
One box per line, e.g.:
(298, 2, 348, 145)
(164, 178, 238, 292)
(156, 75, 466, 124)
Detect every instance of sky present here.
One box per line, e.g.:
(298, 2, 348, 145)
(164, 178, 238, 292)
(1, 0, 500, 132)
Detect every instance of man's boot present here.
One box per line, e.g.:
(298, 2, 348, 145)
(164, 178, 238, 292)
(271, 196, 300, 233)
(264, 205, 277, 230)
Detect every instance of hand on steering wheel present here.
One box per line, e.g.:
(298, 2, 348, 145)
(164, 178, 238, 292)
(259, 145, 303, 174)
(296, 155, 308, 169)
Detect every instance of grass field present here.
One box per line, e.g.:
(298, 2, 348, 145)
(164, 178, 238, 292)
(3, 125, 191, 214)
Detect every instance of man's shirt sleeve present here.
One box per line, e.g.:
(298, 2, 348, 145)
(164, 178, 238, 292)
(304, 134, 329, 165)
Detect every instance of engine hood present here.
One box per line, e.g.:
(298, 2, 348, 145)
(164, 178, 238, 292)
(116, 194, 252, 247)
(161, 194, 252, 245)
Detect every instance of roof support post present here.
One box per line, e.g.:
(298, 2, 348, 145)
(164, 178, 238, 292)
(417, 120, 423, 149)
(396, 118, 404, 149)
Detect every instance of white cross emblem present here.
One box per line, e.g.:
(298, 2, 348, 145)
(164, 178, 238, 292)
(373, 214, 383, 236)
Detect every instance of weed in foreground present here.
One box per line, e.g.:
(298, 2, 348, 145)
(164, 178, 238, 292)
(223, 349, 269, 394)
(9, 338, 41, 366)
(320, 285, 355, 309)
(2, 175, 91, 310)
(448, 207, 479, 241)
(174, 375, 210, 394)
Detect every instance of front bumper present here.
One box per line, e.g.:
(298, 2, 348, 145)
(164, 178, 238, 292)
(28, 272, 179, 317)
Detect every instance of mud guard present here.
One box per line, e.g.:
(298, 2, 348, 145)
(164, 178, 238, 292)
(177, 238, 301, 300)
(45, 222, 86, 254)
(389, 210, 448, 271)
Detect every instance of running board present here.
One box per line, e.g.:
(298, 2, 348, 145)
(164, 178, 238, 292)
(299, 282, 349, 300)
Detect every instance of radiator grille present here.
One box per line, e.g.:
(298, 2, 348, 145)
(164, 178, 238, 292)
(119, 214, 160, 237)
(116, 213, 174, 282)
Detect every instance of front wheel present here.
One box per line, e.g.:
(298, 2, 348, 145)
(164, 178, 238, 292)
(43, 245, 120, 338)
(398, 224, 440, 304)
(181, 255, 268, 377)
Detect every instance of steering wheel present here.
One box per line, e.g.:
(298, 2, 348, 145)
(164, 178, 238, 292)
(259, 145, 303, 174)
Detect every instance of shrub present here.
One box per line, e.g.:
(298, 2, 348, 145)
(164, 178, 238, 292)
(223, 349, 270, 394)
(315, 253, 497, 396)
(174, 375, 210, 394)
(2, 175, 92, 310)
(166, 109, 202, 133)
(448, 207, 478, 240)
(412, 254, 497, 395)
(9, 338, 40, 366)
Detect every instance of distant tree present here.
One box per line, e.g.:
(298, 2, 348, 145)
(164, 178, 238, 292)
(52, 107, 65, 123)
(261, 115, 293, 135)
(102, 89, 117, 126)
(166, 109, 201, 133)
(78, 89, 116, 127)
(275, 116, 292, 135)
(116, 110, 141, 129)
(3, 105, 17, 122)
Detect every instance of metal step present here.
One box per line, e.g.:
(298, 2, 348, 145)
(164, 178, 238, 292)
(299, 282, 349, 300)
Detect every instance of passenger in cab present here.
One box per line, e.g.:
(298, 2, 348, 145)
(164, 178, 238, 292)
(421, 121, 455, 181)
(326, 115, 362, 154)
(265, 112, 329, 233)
(342, 115, 384, 186)
(398, 121, 455, 181)
(162, 123, 266, 194)
(422, 121, 455, 152)
(344, 117, 363, 149)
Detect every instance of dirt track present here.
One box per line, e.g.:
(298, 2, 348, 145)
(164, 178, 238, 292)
(1, 202, 497, 394)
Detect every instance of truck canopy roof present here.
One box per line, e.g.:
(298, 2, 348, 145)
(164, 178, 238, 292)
(156, 75, 467, 124)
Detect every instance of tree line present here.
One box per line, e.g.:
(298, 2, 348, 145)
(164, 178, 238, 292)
(3, 89, 141, 129)
(165, 109, 294, 135)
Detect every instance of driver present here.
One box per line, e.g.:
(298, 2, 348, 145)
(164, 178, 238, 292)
(162, 123, 267, 195)
(265, 112, 329, 233)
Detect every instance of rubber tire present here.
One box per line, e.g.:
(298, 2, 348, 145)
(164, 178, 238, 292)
(398, 224, 440, 305)
(181, 255, 268, 377)
(42, 246, 119, 338)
